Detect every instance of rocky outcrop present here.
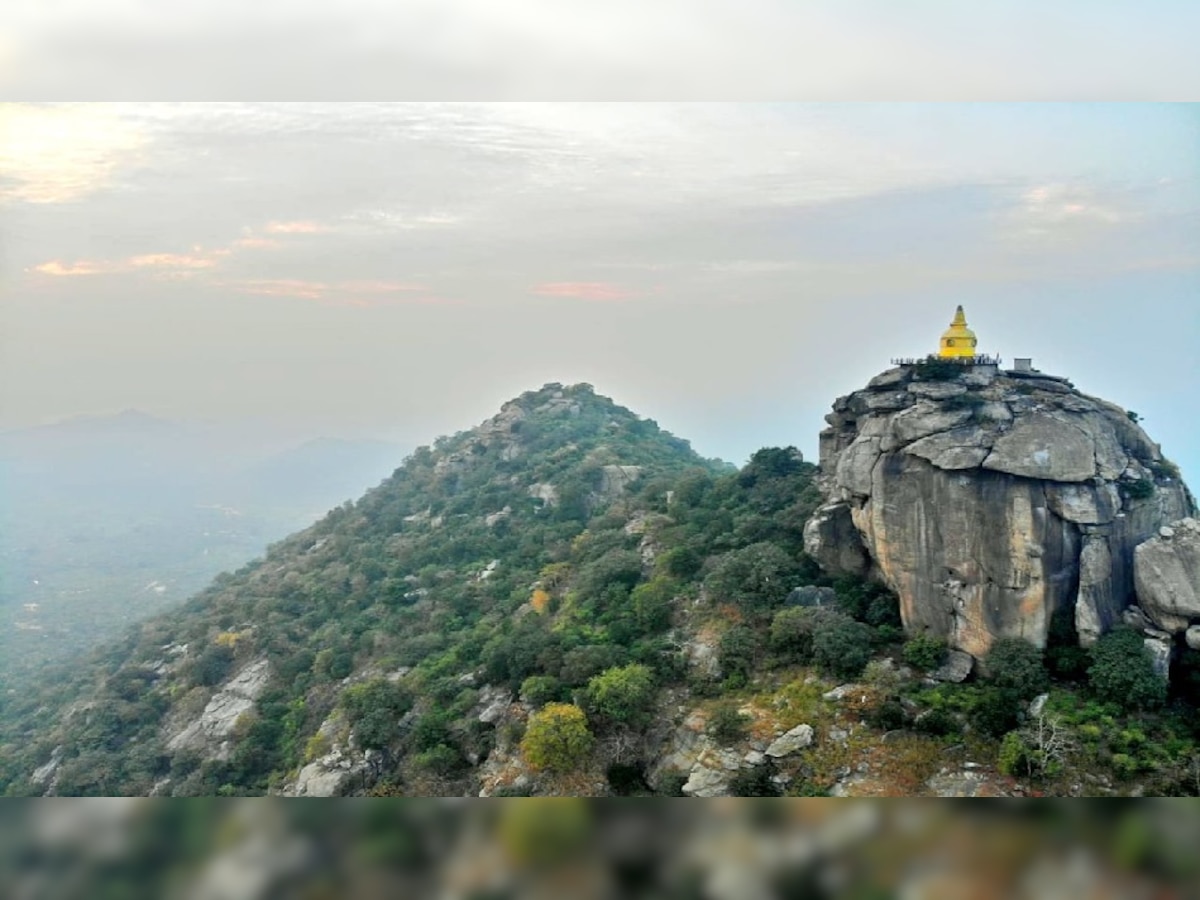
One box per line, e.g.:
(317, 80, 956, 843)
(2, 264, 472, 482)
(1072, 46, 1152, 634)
(165, 658, 271, 760)
(805, 364, 1194, 659)
(1134, 519, 1200, 634)
(279, 709, 375, 797)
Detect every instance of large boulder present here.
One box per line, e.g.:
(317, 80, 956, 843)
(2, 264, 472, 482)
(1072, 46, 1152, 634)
(1134, 519, 1200, 634)
(805, 365, 1195, 659)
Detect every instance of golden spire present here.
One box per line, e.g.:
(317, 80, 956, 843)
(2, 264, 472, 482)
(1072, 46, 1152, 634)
(938, 305, 978, 359)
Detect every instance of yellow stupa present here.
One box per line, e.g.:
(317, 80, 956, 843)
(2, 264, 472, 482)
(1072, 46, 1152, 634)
(938, 305, 978, 359)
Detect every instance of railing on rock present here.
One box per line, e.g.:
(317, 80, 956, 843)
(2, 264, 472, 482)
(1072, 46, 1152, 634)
(890, 354, 1003, 367)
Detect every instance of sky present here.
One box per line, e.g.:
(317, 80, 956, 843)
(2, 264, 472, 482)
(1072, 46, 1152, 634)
(2, 102, 1198, 484)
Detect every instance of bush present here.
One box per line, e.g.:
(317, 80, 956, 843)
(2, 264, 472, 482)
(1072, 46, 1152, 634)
(769, 607, 818, 665)
(915, 708, 959, 738)
(519, 675, 564, 708)
(866, 700, 908, 732)
(729, 766, 781, 797)
(341, 678, 413, 752)
(903, 635, 948, 672)
(812, 616, 874, 680)
(983, 638, 1049, 700)
(520, 703, 594, 773)
(719, 626, 759, 684)
(584, 664, 656, 728)
(1088, 627, 1167, 712)
(967, 686, 1020, 738)
(708, 703, 751, 744)
(706, 542, 798, 611)
(1123, 479, 1156, 501)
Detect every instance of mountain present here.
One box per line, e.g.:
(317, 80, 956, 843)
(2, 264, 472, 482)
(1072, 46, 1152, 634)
(0, 411, 406, 694)
(4, 381, 1199, 799)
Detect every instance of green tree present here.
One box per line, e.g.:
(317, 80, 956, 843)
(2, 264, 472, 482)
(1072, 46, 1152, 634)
(706, 542, 797, 611)
(341, 678, 413, 752)
(769, 606, 821, 665)
(521, 703, 594, 773)
(584, 664, 656, 728)
(719, 626, 759, 686)
(903, 634, 948, 672)
(1088, 627, 1167, 711)
(812, 615, 874, 680)
(983, 638, 1049, 700)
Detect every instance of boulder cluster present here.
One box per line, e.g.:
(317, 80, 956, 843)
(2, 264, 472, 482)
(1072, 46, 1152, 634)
(804, 362, 1195, 662)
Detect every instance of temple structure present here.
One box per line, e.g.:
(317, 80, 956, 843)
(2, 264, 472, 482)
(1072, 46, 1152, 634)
(938, 305, 978, 359)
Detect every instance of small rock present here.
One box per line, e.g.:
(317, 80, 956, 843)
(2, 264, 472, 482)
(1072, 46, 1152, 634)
(743, 751, 765, 766)
(828, 727, 849, 745)
(682, 765, 729, 797)
(822, 684, 858, 702)
(1160, 526, 1176, 539)
(765, 724, 815, 757)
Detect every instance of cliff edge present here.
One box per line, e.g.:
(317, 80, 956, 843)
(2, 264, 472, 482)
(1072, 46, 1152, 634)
(804, 360, 1195, 659)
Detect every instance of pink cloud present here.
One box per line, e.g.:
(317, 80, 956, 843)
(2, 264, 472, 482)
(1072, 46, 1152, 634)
(227, 279, 452, 308)
(30, 259, 117, 276)
(230, 236, 282, 250)
(533, 281, 636, 302)
(129, 253, 216, 270)
(264, 220, 329, 235)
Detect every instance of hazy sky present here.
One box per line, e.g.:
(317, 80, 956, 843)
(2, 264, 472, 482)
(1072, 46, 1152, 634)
(2, 102, 1198, 482)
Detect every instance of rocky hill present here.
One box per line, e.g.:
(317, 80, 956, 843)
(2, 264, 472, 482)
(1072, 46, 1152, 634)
(3, 379, 1199, 799)
(804, 359, 1195, 664)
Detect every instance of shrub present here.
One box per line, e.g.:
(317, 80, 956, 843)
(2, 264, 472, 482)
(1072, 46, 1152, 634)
(915, 708, 958, 738)
(719, 626, 759, 684)
(998, 731, 1030, 776)
(520, 703, 594, 773)
(519, 675, 564, 708)
(812, 616, 874, 680)
(968, 686, 1020, 738)
(341, 678, 413, 752)
(769, 607, 818, 665)
(708, 703, 751, 744)
(706, 542, 798, 611)
(866, 700, 908, 732)
(1123, 479, 1156, 501)
(584, 664, 656, 728)
(912, 357, 964, 381)
(903, 635, 948, 672)
(729, 766, 781, 797)
(983, 638, 1049, 700)
(1087, 627, 1167, 712)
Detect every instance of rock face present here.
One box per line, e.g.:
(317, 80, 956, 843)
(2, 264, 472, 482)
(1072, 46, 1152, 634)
(1134, 518, 1200, 634)
(165, 658, 272, 760)
(805, 364, 1194, 658)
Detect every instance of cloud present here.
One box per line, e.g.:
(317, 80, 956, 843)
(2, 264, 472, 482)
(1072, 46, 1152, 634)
(30, 260, 119, 277)
(1004, 183, 1127, 239)
(27, 220, 316, 280)
(0, 103, 147, 203)
(128, 253, 217, 270)
(264, 220, 329, 234)
(226, 278, 444, 307)
(532, 281, 636, 301)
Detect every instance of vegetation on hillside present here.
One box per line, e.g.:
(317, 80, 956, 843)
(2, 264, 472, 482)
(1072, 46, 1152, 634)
(1, 382, 1198, 798)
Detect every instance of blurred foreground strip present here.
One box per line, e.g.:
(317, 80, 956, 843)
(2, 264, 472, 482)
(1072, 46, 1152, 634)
(2, 798, 1197, 899)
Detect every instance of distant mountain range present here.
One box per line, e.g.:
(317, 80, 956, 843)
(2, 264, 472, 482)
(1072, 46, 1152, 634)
(0, 411, 407, 691)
